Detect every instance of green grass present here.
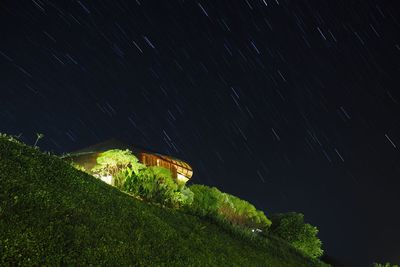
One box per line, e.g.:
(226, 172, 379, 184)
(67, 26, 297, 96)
(0, 135, 329, 266)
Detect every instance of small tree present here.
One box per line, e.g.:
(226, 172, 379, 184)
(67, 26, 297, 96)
(269, 212, 323, 259)
(91, 149, 145, 187)
(123, 166, 193, 208)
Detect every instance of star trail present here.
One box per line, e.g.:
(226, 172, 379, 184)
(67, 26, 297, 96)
(1, 1, 400, 265)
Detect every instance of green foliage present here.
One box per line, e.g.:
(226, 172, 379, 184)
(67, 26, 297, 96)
(372, 263, 399, 267)
(178, 185, 195, 208)
(0, 135, 330, 266)
(123, 166, 193, 208)
(223, 193, 272, 230)
(85, 148, 191, 208)
(188, 184, 222, 216)
(0, 133, 22, 144)
(91, 149, 145, 178)
(188, 185, 271, 231)
(70, 162, 87, 173)
(269, 212, 323, 259)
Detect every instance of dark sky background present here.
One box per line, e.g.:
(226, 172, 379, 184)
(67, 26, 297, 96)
(1, 0, 400, 266)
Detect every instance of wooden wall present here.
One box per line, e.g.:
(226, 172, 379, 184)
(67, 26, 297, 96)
(139, 153, 178, 178)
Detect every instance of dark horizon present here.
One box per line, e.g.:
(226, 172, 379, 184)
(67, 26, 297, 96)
(1, 0, 400, 266)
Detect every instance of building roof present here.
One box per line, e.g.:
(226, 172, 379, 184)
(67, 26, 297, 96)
(64, 138, 192, 172)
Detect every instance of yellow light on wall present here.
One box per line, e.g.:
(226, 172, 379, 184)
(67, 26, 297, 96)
(177, 173, 189, 184)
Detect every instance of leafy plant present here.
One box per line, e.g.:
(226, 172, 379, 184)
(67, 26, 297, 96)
(269, 212, 323, 259)
(91, 149, 145, 178)
(123, 166, 193, 208)
(222, 193, 271, 231)
(372, 263, 399, 267)
(0, 133, 21, 144)
(188, 184, 224, 216)
(188, 185, 271, 231)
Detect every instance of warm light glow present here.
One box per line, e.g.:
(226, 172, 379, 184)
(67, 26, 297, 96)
(99, 175, 113, 185)
(177, 173, 189, 184)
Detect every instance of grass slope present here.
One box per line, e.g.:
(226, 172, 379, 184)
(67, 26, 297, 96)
(0, 136, 329, 266)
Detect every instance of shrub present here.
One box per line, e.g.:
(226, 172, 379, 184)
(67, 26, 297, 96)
(188, 185, 223, 216)
(372, 263, 399, 267)
(188, 185, 271, 231)
(223, 194, 271, 230)
(0, 133, 22, 144)
(91, 149, 145, 177)
(269, 212, 323, 259)
(123, 166, 193, 208)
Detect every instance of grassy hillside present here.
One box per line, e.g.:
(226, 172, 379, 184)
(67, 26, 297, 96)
(0, 135, 329, 266)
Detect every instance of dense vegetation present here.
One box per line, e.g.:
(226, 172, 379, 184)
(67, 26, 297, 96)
(269, 212, 323, 258)
(187, 184, 271, 232)
(372, 263, 399, 267)
(86, 149, 193, 209)
(0, 134, 329, 266)
(86, 149, 271, 230)
(86, 149, 323, 259)
(91, 149, 145, 178)
(122, 165, 194, 209)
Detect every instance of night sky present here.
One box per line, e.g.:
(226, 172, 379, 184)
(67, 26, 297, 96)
(1, 0, 400, 266)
